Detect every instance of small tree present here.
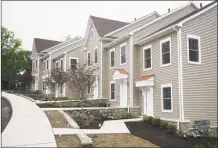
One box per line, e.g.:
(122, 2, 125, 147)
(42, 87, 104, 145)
(45, 68, 68, 98)
(66, 62, 99, 106)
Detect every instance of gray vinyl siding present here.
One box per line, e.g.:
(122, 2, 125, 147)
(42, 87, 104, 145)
(137, 32, 180, 119)
(110, 13, 159, 37)
(107, 39, 131, 107)
(134, 4, 197, 42)
(85, 23, 101, 98)
(181, 6, 217, 127)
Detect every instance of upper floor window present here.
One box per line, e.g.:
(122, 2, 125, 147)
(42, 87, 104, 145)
(55, 61, 59, 69)
(161, 83, 172, 112)
(43, 61, 45, 71)
(143, 45, 152, 70)
(187, 34, 201, 64)
(160, 37, 171, 67)
(46, 59, 49, 70)
(32, 61, 35, 70)
(110, 48, 115, 68)
(110, 81, 115, 101)
(90, 29, 94, 38)
(60, 59, 63, 70)
(87, 52, 91, 66)
(35, 59, 37, 68)
(95, 48, 98, 63)
(87, 80, 91, 94)
(70, 58, 78, 70)
(120, 43, 126, 65)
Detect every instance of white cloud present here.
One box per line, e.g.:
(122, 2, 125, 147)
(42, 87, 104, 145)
(2, 1, 213, 51)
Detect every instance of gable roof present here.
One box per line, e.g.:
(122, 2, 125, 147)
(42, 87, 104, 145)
(112, 69, 129, 75)
(33, 38, 62, 53)
(90, 15, 129, 37)
(137, 74, 153, 81)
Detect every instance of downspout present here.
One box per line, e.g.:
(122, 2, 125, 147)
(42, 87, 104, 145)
(173, 24, 184, 130)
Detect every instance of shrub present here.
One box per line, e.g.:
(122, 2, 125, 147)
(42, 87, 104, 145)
(167, 124, 177, 134)
(160, 120, 168, 130)
(98, 102, 108, 107)
(118, 110, 132, 119)
(147, 116, 154, 124)
(208, 141, 217, 148)
(143, 115, 148, 122)
(193, 144, 204, 148)
(152, 117, 161, 126)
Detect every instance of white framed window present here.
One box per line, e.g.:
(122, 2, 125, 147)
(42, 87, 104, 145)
(55, 61, 59, 69)
(35, 59, 37, 68)
(187, 34, 201, 64)
(143, 45, 152, 71)
(110, 48, 115, 69)
(60, 59, 64, 70)
(87, 51, 91, 66)
(120, 43, 126, 65)
(70, 57, 78, 70)
(161, 83, 173, 112)
(87, 80, 91, 94)
(110, 81, 115, 101)
(43, 61, 46, 71)
(46, 59, 49, 70)
(32, 61, 35, 70)
(95, 48, 98, 63)
(90, 29, 94, 38)
(160, 37, 171, 67)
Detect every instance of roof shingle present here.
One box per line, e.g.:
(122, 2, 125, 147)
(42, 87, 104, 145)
(90, 15, 129, 37)
(34, 38, 62, 53)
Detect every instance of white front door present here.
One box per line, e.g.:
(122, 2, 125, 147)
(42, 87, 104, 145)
(120, 82, 127, 107)
(142, 87, 153, 116)
(93, 76, 98, 98)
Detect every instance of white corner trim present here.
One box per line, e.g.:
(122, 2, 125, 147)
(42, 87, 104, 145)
(129, 36, 133, 106)
(100, 41, 103, 98)
(143, 44, 152, 71)
(160, 36, 172, 67)
(110, 48, 115, 69)
(161, 83, 173, 113)
(120, 42, 127, 66)
(110, 81, 115, 101)
(187, 34, 201, 65)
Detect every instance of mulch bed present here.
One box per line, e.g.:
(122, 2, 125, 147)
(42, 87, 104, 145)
(1, 97, 12, 133)
(125, 121, 217, 148)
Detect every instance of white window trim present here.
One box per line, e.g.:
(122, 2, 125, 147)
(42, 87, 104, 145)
(110, 48, 115, 69)
(187, 34, 201, 65)
(160, 37, 172, 67)
(94, 48, 98, 64)
(161, 83, 173, 112)
(46, 59, 49, 70)
(69, 57, 79, 69)
(60, 58, 64, 70)
(87, 51, 91, 67)
(120, 43, 127, 66)
(55, 61, 59, 68)
(143, 44, 152, 71)
(110, 81, 115, 101)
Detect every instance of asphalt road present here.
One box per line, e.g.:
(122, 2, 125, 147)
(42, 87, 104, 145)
(1, 97, 12, 133)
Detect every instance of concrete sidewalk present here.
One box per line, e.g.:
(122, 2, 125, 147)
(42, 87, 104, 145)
(2, 92, 57, 147)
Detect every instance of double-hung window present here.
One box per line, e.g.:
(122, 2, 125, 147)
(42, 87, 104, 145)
(120, 43, 126, 65)
(87, 52, 91, 66)
(143, 45, 152, 70)
(60, 59, 63, 70)
(60, 84, 63, 95)
(32, 61, 35, 70)
(46, 59, 49, 70)
(110, 82, 115, 101)
(55, 61, 59, 69)
(87, 80, 91, 94)
(161, 84, 172, 112)
(110, 48, 115, 68)
(187, 34, 201, 64)
(43, 61, 46, 71)
(70, 58, 78, 70)
(95, 48, 98, 63)
(160, 37, 171, 67)
(90, 29, 94, 38)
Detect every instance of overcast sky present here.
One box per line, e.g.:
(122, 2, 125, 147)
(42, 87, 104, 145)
(2, 1, 213, 51)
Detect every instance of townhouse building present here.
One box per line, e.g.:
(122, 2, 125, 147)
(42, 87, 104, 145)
(31, 1, 217, 130)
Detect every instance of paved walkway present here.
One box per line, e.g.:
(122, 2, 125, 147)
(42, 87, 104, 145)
(53, 118, 143, 135)
(1, 92, 57, 147)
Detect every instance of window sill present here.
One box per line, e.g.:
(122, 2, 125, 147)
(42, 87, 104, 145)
(110, 66, 115, 69)
(187, 61, 201, 65)
(120, 63, 127, 66)
(110, 99, 116, 101)
(143, 67, 152, 71)
(162, 109, 173, 113)
(161, 63, 171, 67)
